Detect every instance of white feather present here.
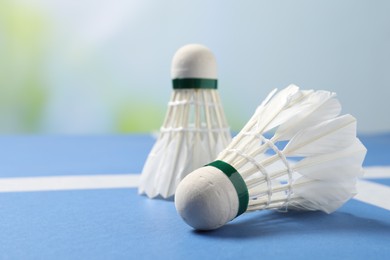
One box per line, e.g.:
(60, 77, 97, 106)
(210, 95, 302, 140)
(216, 86, 366, 215)
(255, 85, 301, 133)
(293, 139, 366, 181)
(139, 89, 231, 199)
(290, 177, 358, 213)
(283, 114, 357, 156)
(274, 91, 341, 141)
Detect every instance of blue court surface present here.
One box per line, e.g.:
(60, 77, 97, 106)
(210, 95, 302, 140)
(0, 134, 389, 259)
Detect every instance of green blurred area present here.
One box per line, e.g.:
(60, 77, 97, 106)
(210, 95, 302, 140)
(0, 1, 152, 134)
(116, 100, 163, 133)
(0, 1, 46, 133)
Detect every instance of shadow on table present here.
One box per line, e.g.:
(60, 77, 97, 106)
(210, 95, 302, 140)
(192, 210, 390, 239)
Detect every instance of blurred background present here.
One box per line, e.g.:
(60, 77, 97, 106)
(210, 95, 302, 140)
(1, 0, 389, 134)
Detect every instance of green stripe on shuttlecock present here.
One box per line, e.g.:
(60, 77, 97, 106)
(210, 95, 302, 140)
(207, 160, 249, 217)
(172, 78, 217, 89)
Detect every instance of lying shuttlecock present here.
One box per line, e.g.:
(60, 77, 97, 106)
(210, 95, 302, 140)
(175, 85, 367, 230)
(138, 44, 232, 199)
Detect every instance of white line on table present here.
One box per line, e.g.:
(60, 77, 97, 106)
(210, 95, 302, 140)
(355, 180, 390, 211)
(0, 174, 139, 192)
(363, 166, 390, 179)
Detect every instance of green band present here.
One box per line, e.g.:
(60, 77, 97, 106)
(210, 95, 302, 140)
(172, 78, 217, 89)
(207, 160, 249, 217)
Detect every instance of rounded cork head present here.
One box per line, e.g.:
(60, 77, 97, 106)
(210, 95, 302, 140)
(171, 44, 217, 79)
(174, 166, 239, 230)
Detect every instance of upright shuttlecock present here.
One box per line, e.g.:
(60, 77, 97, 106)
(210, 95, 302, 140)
(175, 85, 367, 230)
(138, 44, 232, 199)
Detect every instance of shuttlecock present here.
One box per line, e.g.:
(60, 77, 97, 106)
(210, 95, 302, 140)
(138, 44, 232, 199)
(175, 85, 367, 230)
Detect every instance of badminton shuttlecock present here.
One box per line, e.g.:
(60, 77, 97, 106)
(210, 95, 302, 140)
(175, 85, 367, 230)
(138, 44, 232, 199)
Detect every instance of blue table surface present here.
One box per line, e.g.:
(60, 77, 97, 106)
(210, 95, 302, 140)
(0, 134, 389, 259)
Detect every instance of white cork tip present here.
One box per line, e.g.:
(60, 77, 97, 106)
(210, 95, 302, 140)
(174, 166, 239, 230)
(171, 44, 217, 79)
